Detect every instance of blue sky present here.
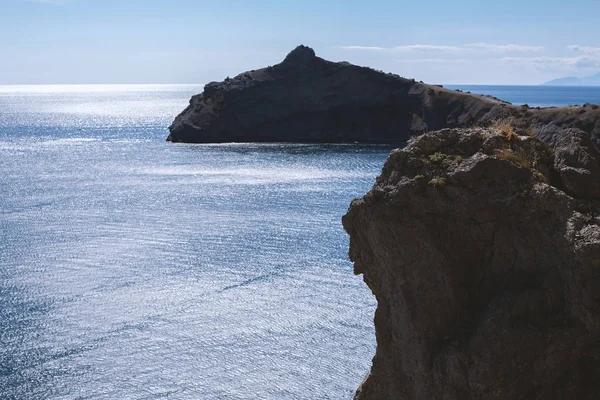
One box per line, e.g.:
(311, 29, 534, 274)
(1, 0, 599, 85)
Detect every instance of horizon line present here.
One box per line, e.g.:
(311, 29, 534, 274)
(0, 82, 585, 87)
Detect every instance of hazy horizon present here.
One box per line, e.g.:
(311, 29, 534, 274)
(1, 0, 599, 85)
(1, 82, 600, 88)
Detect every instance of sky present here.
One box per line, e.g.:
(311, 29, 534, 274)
(1, 0, 600, 85)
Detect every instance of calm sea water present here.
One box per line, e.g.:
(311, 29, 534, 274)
(447, 85, 600, 107)
(0, 84, 389, 400)
(2, 83, 599, 400)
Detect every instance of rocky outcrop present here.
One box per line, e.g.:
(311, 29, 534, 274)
(342, 127, 600, 399)
(554, 129, 600, 199)
(168, 45, 600, 147)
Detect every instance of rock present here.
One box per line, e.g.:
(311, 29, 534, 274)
(554, 129, 600, 200)
(277, 44, 316, 70)
(342, 128, 600, 399)
(166, 46, 509, 144)
(168, 45, 600, 147)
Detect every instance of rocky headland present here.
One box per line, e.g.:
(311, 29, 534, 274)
(170, 45, 600, 398)
(168, 45, 600, 148)
(343, 126, 600, 399)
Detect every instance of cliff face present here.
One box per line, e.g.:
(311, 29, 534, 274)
(168, 45, 600, 147)
(342, 127, 600, 399)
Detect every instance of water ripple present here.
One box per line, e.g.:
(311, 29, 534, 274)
(0, 85, 390, 399)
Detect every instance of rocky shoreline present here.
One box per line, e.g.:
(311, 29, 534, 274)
(343, 126, 600, 399)
(168, 46, 600, 148)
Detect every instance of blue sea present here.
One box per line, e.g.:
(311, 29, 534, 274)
(2, 84, 600, 400)
(447, 85, 600, 107)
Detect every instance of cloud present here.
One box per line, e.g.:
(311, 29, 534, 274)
(339, 46, 387, 51)
(466, 43, 545, 53)
(568, 45, 600, 55)
(396, 58, 469, 64)
(340, 43, 544, 54)
(340, 43, 600, 72)
(394, 45, 463, 52)
(502, 55, 600, 70)
(571, 55, 600, 68)
(339, 45, 462, 52)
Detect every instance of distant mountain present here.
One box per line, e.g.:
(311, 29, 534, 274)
(544, 72, 600, 86)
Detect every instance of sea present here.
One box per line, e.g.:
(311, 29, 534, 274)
(447, 84, 600, 107)
(2, 84, 600, 400)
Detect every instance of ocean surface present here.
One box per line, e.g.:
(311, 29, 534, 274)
(2, 84, 600, 400)
(0, 84, 389, 400)
(447, 84, 600, 107)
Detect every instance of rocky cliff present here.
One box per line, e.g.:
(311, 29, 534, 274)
(168, 45, 600, 147)
(342, 127, 600, 399)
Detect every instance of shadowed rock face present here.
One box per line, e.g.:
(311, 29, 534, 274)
(343, 128, 600, 399)
(168, 45, 600, 147)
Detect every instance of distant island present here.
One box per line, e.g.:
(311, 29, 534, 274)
(543, 72, 600, 86)
(168, 45, 600, 148)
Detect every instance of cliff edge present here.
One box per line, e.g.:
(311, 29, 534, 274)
(168, 45, 600, 147)
(343, 127, 600, 399)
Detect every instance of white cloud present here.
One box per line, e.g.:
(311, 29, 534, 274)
(339, 46, 387, 51)
(397, 58, 469, 64)
(339, 45, 462, 52)
(394, 45, 463, 52)
(340, 43, 600, 72)
(502, 55, 600, 70)
(467, 43, 545, 53)
(568, 45, 600, 55)
(340, 43, 544, 54)
(571, 55, 600, 68)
